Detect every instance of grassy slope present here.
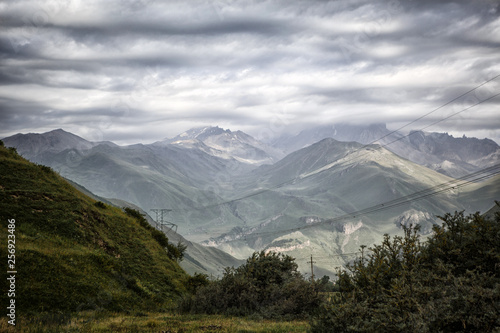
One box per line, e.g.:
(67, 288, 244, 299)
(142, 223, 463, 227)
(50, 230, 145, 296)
(0, 144, 189, 314)
(0, 312, 310, 332)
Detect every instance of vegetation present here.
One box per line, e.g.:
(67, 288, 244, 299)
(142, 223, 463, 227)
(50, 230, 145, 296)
(122, 207, 187, 262)
(310, 210, 500, 332)
(180, 251, 324, 319)
(0, 144, 189, 314)
(0, 312, 310, 332)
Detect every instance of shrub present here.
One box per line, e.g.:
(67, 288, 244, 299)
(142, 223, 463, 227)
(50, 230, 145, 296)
(94, 201, 107, 209)
(38, 164, 53, 173)
(185, 273, 210, 294)
(123, 207, 146, 222)
(122, 207, 187, 261)
(8, 146, 18, 155)
(182, 251, 323, 319)
(310, 210, 500, 332)
(151, 228, 170, 248)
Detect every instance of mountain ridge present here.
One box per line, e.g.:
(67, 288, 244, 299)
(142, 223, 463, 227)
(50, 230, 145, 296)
(270, 123, 500, 178)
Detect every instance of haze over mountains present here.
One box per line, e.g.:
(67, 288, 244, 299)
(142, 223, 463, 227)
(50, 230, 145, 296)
(3, 123, 500, 276)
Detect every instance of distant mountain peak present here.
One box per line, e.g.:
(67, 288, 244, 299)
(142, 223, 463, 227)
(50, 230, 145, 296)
(164, 126, 284, 165)
(51, 128, 69, 133)
(2, 128, 95, 160)
(173, 126, 230, 142)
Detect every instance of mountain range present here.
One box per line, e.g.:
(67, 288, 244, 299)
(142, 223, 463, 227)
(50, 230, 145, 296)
(271, 123, 500, 178)
(3, 124, 499, 277)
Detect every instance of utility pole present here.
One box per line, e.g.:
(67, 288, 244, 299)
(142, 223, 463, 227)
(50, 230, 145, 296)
(307, 254, 316, 283)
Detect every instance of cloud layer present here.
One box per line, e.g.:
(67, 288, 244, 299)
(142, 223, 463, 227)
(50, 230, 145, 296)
(1, 0, 499, 144)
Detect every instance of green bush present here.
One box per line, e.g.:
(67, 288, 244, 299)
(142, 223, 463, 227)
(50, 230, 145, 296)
(310, 210, 500, 332)
(181, 251, 323, 319)
(123, 207, 186, 261)
(8, 146, 17, 155)
(123, 207, 146, 222)
(167, 241, 187, 262)
(185, 273, 210, 294)
(38, 164, 53, 173)
(151, 228, 170, 248)
(94, 201, 107, 209)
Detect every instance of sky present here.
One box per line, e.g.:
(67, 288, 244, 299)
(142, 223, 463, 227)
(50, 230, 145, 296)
(1, 0, 499, 145)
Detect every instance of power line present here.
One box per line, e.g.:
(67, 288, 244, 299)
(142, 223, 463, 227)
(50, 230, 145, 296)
(235, 164, 500, 240)
(193, 161, 500, 240)
(370, 73, 500, 145)
(328, 91, 500, 173)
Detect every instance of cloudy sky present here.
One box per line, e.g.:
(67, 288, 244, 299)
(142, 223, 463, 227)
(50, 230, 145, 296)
(1, 0, 499, 145)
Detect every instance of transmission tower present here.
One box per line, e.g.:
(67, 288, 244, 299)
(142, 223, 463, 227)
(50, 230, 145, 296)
(150, 209, 177, 234)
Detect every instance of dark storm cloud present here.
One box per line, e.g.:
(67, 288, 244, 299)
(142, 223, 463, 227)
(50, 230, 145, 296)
(56, 17, 295, 40)
(0, 0, 499, 144)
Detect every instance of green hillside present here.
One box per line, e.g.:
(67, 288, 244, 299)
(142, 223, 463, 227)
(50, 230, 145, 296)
(0, 142, 189, 315)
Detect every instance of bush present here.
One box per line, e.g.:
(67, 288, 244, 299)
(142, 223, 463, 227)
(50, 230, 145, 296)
(123, 207, 146, 222)
(151, 228, 170, 248)
(122, 207, 187, 262)
(185, 273, 210, 293)
(310, 210, 500, 332)
(167, 241, 187, 262)
(182, 251, 323, 319)
(8, 146, 17, 155)
(94, 201, 107, 209)
(38, 164, 53, 173)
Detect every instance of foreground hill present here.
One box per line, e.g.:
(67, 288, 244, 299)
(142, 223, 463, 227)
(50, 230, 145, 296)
(0, 142, 189, 313)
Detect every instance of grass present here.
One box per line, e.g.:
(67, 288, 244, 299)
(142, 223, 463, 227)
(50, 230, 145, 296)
(0, 312, 310, 332)
(0, 143, 189, 314)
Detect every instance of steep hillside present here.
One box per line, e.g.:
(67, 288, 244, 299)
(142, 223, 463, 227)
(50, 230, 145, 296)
(0, 143, 189, 313)
(110, 198, 244, 277)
